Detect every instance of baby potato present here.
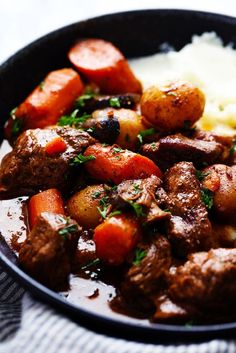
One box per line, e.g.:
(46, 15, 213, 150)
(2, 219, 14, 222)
(114, 108, 147, 150)
(140, 81, 205, 131)
(67, 184, 107, 229)
(204, 164, 236, 223)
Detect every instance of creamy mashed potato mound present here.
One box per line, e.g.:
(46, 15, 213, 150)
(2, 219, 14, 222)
(130, 32, 236, 136)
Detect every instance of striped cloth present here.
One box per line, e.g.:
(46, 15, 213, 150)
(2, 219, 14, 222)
(0, 268, 235, 353)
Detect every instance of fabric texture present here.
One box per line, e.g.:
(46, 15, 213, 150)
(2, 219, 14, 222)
(0, 267, 235, 353)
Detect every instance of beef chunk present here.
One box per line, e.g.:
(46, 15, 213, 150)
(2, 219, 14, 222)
(164, 162, 213, 256)
(72, 230, 97, 271)
(0, 127, 95, 195)
(153, 294, 192, 323)
(142, 133, 226, 170)
(115, 175, 170, 223)
(19, 212, 81, 289)
(118, 236, 172, 314)
(169, 248, 236, 312)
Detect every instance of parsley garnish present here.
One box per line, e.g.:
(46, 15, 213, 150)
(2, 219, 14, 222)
(128, 201, 145, 217)
(11, 118, 23, 135)
(230, 140, 236, 156)
(92, 191, 101, 199)
(112, 147, 125, 154)
(133, 248, 147, 265)
(58, 109, 91, 127)
(75, 93, 95, 108)
(70, 154, 96, 166)
(137, 128, 155, 144)
(10, 107, 17, 117)
(201, 188, 214, 210)
(59, 224, 78, 239)
(196, 170, 210, 181)
(97, 196, 110, 219)
(108, 210, 122, 217)
(132, 183, 141, 195)
(81, 258, 100, 270)
(151, 142, 156, 150)
(109, 97, 121, 108)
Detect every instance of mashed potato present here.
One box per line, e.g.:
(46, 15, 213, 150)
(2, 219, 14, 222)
(130, 32, 236, 136)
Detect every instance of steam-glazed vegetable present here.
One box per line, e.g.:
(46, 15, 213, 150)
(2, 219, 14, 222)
(67, 184, 109, 229)
(93, 214, 141, 265)
(83, 143, 162, 183)
(68, 39, 142, 94)
(140, 81, 205, 131)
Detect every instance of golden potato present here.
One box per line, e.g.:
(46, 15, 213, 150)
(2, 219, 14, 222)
(114, 108, 147, 149)
(140, 81, 205, 131)
(204, 164, 236, 222)
(67, 185, 107, 229)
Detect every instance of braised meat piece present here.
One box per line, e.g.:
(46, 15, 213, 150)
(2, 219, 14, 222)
(19, 212, 81, 289)
(169, 248, 236, 313)
(142, 133, 226, 170)
(164, 162, 213, 256)
(115, 175, 170, 223)
(118, 236, 172, 314)
(0, 127, 95, 195)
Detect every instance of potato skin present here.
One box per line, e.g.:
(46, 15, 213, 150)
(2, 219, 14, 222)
(140, 81, 205, 131)
(67, 185, 106, 229)
(204, 164, 236, 223)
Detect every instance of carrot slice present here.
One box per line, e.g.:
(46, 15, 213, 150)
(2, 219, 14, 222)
(94, 214, 141, 265)
(84, 143, 162, 184)
(28, 188, 65, 229)
(15, 68, 84, 130)
(45, 136, 67, 156)
(68, 39, 142, 94)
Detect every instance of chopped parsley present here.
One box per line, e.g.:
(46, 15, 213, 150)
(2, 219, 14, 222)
(70, 154, 96, 166)
(58, 109, 91, 127)
(128, 201, 145, 217)
(97, 196, 110, 219)
(137, 128, 156, 144)
(59, 223, 78, 239)
(92, 191, 101, 199)
(112, 147, 125, 154)
(132, 183, 141, 195)
(196, 170, 210, 181)
(11, 118, 23, 135)
(75, 93, 95, 108)
(133, 248, 147, 266)
(10, 107, 17, 117)
(81, 258, 100, 270)
(151, 142, 156, 151)
(108, 210, 122, 217)
(230, 140, 236, 156)
(201, 188, 214, 210)
(163, 209, 171, 213)
(109, 97, 121, 108)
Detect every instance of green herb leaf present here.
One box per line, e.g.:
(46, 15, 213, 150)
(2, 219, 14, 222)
(133, 248, 147, 265)
(58, 110, 91, 127)
(108, 210, 122, 217)
(201, 188, 214, 210)
(75, 93, 95, 108)
(128, 201, 145, 217)
(137, 128, 156, 144)
(109, 97, 121, 108)
(81, 258, 100, 270)
(151, 142, 157, 151)
(196, 170, 210, 181)
(11, 118, 23, 135)
(59, 224, 78, 239)
(112, 147, 125, 154)
(70, 154, 96, 166)
(10, 107, 17, 117)
(92, 191, 101, 199)
(132, 183, 141, 195)
(97, 196, 110, 219)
